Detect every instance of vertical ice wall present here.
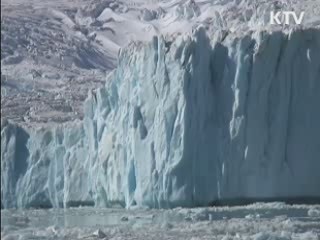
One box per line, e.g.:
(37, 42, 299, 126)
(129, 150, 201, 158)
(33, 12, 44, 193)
(85, 28, 220, 208)
(85, 27, 320, 208)
(1, 120, 95, 208)
(1, 27, 320, 208)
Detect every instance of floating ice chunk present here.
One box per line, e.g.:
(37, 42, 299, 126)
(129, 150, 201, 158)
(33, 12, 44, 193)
(92, 229, 107, 239)
(307, 208, 320, 217)
(121, 216, 129, 222)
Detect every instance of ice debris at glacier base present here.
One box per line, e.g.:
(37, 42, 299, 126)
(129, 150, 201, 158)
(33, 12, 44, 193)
(1, 27, 320, 209)
(1, 203, 320, 240)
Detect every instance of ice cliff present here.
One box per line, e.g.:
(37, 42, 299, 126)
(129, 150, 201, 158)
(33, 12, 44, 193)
(1, 27, 320, 209)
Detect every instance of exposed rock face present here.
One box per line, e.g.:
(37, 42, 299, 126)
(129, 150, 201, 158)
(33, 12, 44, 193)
(1, 27, 320, 209)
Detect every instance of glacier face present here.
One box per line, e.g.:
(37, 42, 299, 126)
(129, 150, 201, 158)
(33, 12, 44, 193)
(1, 27, 320, 209)
(1, 120, 95, 208)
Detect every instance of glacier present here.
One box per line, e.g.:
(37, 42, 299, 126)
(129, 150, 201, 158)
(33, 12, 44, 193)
(1, 27, 320, 209)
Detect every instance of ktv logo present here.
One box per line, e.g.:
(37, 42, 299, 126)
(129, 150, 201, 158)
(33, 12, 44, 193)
(270, 11, 305, 25)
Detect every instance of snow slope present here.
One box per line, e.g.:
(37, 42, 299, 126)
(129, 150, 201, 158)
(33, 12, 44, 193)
(2, 24, 320, 208)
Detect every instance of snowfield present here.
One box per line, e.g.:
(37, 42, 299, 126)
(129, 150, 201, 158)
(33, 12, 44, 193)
(1, 203, 320, 240)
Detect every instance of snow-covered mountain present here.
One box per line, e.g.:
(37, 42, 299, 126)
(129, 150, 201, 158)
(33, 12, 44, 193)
(1, 0, 320, 209)
(1, 0, 319, 126)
